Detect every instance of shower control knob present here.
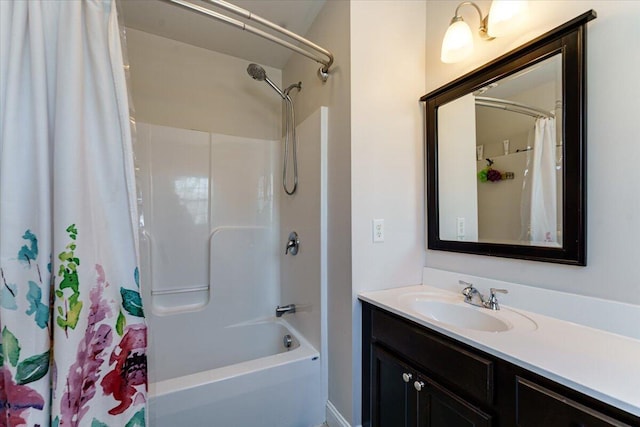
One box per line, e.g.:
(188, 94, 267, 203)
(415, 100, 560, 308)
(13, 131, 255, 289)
(285, 231, 300, 255)
(414, 380, 425, 392)
(402, 373, 412, 383)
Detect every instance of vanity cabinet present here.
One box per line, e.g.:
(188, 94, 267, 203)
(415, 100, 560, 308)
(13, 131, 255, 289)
(371, 346, 415, 426)
(372, 345, 492, 427)
(362, 302, 640, 427)
(514, 377, 636, 427)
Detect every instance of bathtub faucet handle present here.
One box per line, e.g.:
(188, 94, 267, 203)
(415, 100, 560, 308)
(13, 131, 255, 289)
(276, 304, 296, 317)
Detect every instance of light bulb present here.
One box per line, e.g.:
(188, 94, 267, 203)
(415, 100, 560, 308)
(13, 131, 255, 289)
(441, 18, 474, 63)
(488, 0, 529, 38)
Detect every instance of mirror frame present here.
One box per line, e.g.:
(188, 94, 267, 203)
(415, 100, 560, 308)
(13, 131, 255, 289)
(420, 10, 596, 266)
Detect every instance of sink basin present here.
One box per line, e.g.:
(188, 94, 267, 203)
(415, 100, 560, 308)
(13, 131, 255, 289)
(409, 300, 511, 332)
(395, 290, 538, 333)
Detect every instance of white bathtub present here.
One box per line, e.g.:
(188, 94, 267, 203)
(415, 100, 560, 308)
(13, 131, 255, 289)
(148, 319, 323, 427)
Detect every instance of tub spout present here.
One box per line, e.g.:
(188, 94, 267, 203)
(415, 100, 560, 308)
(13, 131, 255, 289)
(276, 304, 296, 317)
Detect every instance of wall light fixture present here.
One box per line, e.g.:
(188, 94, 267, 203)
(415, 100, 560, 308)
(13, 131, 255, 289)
(441, 0, 529, 63)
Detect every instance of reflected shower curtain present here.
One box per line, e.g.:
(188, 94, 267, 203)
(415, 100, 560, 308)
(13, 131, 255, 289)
(0, 1, 147, 426)
(529, 117, 558, 244)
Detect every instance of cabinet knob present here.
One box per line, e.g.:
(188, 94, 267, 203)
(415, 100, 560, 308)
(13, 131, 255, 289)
(402, 373, 413, 383)
(414, 380, 425, 392)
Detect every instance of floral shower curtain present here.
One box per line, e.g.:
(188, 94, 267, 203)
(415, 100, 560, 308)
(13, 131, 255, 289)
(0, 1, 147, 426)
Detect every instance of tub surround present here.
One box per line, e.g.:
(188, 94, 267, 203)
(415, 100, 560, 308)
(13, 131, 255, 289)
(137, 109, 329, 426)
(149, 318, 322, 427)
(150, 319, 318, 396)
(359, 268, 640, 417)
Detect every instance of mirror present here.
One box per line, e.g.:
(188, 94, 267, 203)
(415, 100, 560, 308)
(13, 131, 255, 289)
(421, 11, 596, 265)
(438, 54, 562, 246)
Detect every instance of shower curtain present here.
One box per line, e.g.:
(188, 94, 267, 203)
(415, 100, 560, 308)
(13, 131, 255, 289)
(0, 1, 147, 426)
(528, 117, 558, 244)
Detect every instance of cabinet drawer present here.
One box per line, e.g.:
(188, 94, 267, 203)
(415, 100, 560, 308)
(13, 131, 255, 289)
(516, 377, 633, 427)
(371, 308, 494, 405)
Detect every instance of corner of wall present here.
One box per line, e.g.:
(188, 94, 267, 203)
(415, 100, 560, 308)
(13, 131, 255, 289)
(326, 401, 358, 427)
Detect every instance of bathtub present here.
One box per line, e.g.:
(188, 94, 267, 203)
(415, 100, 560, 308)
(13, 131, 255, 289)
(147, 319, 323, 427)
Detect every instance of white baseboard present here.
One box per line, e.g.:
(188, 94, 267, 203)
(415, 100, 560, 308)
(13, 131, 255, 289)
(326, 401, 360, 427)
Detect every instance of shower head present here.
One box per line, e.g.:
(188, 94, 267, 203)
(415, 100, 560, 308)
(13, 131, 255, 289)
(247, 63, 266, 81)
(247, 63, 286, 99)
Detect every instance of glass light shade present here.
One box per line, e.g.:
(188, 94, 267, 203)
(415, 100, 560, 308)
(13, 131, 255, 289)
(487, 0, 529, 38)
(441, 19, 474, 63)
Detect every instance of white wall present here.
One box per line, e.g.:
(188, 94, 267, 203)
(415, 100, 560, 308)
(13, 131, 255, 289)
(438, 94, 479, 241)
(349, 1, 427, 425)
(477, 152, 528, 243)
(425, 1, 640, 304)
(282, 1, 353, 425)
(126, 28, 281, 140)
(350, 0, 426, 293)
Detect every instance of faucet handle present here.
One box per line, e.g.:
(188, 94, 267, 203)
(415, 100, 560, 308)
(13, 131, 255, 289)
(487, 288, 508, 310)
(459, 280, 475, 298)
(285, 231, 300, 255)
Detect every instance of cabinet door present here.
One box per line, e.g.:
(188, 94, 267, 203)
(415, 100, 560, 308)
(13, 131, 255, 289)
(516, 377, 634, 427)
(416, 375, 492, 427)
(372, 345, 417, 427)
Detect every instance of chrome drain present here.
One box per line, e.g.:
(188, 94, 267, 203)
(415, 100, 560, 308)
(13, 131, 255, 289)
(283, 334, 293, 349)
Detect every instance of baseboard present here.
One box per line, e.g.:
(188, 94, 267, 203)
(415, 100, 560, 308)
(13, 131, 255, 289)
(326, 400, 359, 427)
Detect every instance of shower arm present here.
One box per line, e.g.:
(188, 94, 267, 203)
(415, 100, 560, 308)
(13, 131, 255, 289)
(164, 0, 334, 81)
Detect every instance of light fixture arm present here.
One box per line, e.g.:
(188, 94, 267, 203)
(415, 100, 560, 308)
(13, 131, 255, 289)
(452, 1, 495, 40)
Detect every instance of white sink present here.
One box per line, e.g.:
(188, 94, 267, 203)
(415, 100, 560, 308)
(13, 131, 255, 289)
(408, 300, 511, 332)
(398, 292, 537, 333)
(359, 282, 640, 416)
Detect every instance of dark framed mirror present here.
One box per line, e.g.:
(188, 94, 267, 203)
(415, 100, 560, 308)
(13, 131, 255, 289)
(421, 11, 596, 266)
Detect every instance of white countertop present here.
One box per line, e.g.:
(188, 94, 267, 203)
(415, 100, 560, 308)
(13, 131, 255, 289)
(359, 271, 640, 417)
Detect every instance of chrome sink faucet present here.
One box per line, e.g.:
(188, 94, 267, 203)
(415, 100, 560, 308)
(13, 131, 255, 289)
(460, 280, 485, 307)
(459, 280, 508, 311)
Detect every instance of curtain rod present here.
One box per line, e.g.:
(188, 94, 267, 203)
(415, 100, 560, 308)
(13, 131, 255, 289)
(164, 0, 334, 81)
(475, 96, 554, 119)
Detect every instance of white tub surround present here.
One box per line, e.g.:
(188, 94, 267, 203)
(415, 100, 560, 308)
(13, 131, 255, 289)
(149, 319, 322, 427)
(137, 110, 329, 427)
(358, 268, 640, 417)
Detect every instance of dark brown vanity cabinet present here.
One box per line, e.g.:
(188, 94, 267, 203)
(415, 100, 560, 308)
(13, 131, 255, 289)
(416, 373, 492, 427)
(371, 346, 416, 427)
(373, 343, 493, 427)
(362, 302, 640, 427)
(368, 309, 493, 427)
(514, 378, 637, 427)
(371, 336, 492, 427)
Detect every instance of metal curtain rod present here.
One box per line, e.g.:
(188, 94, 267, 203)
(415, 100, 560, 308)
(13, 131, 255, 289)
(475, 96, 554, 119)
(165, 0, 334, 81)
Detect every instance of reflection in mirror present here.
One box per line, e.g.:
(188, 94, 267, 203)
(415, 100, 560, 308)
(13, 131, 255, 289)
(438, 55, 562, 247)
